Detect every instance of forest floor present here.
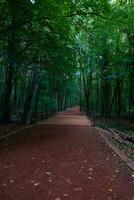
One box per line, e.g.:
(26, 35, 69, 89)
(0, 124, 25, 138)
(96, 116, 134, 133)
(0, 107, 134, 200)
(96, 116, 134, 161)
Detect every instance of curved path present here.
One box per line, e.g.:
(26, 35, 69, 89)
(0, 108, 133, 200)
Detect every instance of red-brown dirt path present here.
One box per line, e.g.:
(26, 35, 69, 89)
(0, 107, 134, 200)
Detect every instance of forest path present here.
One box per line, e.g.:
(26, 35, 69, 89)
(0, 107, 134, 200)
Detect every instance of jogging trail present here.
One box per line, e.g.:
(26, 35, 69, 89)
(0, 107, 133, 200)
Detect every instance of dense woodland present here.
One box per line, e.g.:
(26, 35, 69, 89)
(0, 0, 134, 124)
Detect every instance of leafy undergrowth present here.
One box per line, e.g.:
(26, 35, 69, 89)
(113, 139, 134, 161)
(96, 116, 134, 133)
(96, 117, 134, 161)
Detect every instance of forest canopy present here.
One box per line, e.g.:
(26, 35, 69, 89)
(0, 0, 134, 124)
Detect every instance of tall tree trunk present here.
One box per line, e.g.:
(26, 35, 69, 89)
(116, 78, 123, 117)
(100, 51, 109, 117)
(2, 64, 13, 122)
(0, 33, 15, 122)
(82, 69, 92, 110)
(0, 3, 17, 122)
(109, 82, 118, 114)
(129, 68, 134, 116)
(21, 67, 37, 124)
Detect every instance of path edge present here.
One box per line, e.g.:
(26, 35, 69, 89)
(95, 127, 134, 172)
(0, 124, 37, 140)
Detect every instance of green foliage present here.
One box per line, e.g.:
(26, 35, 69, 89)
(0, 0, 134, 123)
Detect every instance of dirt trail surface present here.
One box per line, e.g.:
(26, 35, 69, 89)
(0, 107, 133, 200)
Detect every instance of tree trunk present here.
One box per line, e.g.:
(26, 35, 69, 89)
(129, 69, 134, 116)
(21, 67, 37, 124)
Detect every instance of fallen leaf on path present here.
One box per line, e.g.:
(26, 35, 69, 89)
(34, 183, 41, 186)
(115, 169, 119, 173)
(63, 194, 68, 197)
(89, 168, 93, 171)
(80, 148, 84, 152)
(74, 187, 82, 191)
(55, 197, 61, 200)
(10, 180, 14, 183)
(66, 179, 72, 185)
(46, 172, 51, 175)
